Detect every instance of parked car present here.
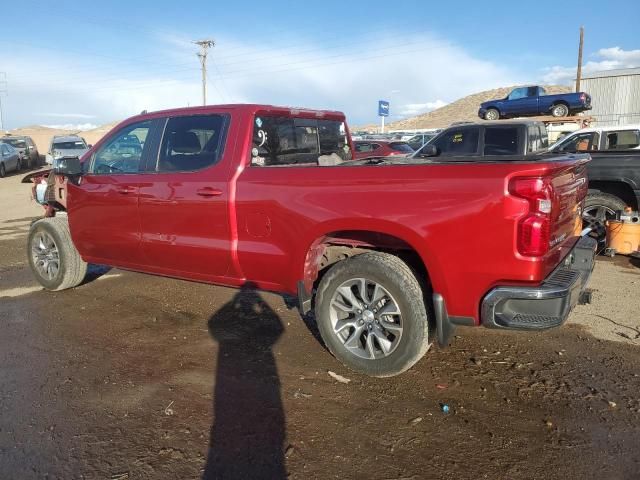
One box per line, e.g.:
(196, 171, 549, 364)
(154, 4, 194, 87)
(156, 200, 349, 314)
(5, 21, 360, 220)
(547, 128, 640, 241)
(353, 140, 414, 159)
(24, 104, 594, 377)
(45, 135, 90, 166)
(478, 86, 592, 120)
(549, 124, 640, 153)
(411, 120, 549, 157)
(0, 143, 22, 177)
(406, 132, 438, 151)
(1, 135, 39, 168)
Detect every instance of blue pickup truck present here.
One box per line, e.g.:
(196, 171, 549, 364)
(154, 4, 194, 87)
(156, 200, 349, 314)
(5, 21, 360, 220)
(478, 86, 591, 120)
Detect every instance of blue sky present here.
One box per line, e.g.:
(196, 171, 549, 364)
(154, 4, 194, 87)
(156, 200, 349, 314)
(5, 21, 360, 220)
(1, 0, 639, 129)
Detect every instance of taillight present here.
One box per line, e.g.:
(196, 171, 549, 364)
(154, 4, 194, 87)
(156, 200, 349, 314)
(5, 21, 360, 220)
(579, 93, 586, 103)
(509, 177, 554, 256)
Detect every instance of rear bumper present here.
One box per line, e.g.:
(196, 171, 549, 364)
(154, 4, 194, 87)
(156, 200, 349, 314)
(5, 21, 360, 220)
(481, 235, 597, 330)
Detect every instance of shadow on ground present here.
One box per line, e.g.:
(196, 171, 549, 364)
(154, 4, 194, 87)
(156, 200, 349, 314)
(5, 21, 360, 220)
(202, 283, 287, 479)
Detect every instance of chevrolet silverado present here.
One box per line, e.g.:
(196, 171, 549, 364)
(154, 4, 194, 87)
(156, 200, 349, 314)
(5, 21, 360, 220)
(24, 104, 596, 377)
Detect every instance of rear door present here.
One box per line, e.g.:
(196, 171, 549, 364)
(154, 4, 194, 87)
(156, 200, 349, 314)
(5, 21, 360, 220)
(138, 113, 232, 279)
(67, 119, 162, 266)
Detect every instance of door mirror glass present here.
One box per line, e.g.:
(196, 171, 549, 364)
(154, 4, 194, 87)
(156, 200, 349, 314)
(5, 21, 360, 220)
(53, 156, 82, 176)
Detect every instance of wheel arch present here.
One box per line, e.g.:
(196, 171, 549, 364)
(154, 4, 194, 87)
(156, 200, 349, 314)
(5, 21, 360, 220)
(589, 180, 639, 209)
(296, 221, 445, 312)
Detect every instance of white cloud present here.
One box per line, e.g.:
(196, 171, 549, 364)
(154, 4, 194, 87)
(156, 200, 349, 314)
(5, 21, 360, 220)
(0, 32, 523, 128)
(38, 113, 97, 119)
(397, 100, 448, 117)
(43, 123, 99, 131)
(542, 47, 640, 84)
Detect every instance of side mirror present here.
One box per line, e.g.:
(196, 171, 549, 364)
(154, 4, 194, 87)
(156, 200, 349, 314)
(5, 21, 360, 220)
(87, 144, 93, 148)
(53, 156, 83, 176)
(418, 144, 439, 157)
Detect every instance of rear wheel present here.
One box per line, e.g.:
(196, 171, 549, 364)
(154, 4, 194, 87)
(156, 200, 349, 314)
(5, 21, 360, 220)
(28, 217, 88, 291)
(582, 192, 626, 244)
(16, 158, 22, 171)
(314, 252, 430, 377)
(0, 162, 5, 178)
(484, 108, 500, 121)
(551, 103, 569, 117)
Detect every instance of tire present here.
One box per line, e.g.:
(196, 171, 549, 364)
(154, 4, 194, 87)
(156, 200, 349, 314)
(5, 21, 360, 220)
(27, 217, 88, 291)
(0, 162, 5, 178)
(583, 192, 626, 243)
(16, 158, 22, 171)
(484, 108, 500, 121)
(551, 103, 569, 117)
(314, 252, 430, 377)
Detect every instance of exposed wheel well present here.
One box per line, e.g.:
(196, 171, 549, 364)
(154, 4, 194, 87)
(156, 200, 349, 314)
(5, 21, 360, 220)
(302, 230, 432, 314)
(588, 181, 638, 210)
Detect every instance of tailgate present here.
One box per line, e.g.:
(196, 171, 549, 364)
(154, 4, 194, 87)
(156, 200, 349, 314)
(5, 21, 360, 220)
(549, 158, 589, 248)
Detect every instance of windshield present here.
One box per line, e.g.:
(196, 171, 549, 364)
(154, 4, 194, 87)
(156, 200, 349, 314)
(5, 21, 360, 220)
(3, 139, 27, 148)
(53, 140, 87, 150)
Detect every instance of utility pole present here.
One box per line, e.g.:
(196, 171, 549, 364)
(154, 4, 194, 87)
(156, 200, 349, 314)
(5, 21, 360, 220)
(576, 26, 584, 92)
(194, 39, 215, 106)
(0, 72, 7, 132)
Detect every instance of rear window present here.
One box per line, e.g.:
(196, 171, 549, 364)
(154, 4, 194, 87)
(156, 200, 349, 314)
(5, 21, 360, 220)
(431, 128, 479, 156)
(605, 130, 640, 150)
(251, 115, 351, 166)
(389, 142, 413, 153)
(53, 140, 86, 150)
(484, 127, 519, 155)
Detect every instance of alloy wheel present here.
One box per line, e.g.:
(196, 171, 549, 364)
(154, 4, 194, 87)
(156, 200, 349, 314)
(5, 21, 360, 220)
(329, 277, 403, 360)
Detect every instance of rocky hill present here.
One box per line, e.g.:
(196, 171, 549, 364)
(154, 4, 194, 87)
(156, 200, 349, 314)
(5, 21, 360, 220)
(359, 84, 573, 131)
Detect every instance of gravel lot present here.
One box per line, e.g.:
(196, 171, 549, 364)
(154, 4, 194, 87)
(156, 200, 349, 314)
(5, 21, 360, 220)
(1, 172, 639, 479)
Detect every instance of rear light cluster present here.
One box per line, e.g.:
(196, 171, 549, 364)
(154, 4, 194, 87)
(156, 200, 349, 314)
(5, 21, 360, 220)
(509, 177, 556, 257)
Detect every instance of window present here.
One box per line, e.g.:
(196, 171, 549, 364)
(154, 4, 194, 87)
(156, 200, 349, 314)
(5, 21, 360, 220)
(431, 128, 479, 156)
(604, 130, 640, 150)
(508, 88, 528, 100)
(527, 86, 538, 97)
(389, 142, 414, 153)
(526, 124, 548, 153)
(53, 140, 87, 150)
(484, 127, 519, 155)
(558, 132, 599, 152)
(4, 139, 26, 148)
(157, 115, 226, 172)
(251, 115, 351, 166)
(91, 121, 151, 174)
(0, 144, 8, 155)
(355, 142, 373, 153)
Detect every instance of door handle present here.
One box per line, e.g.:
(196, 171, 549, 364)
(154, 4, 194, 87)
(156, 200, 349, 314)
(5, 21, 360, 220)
(196, 188, 223, 197)
(117, 186, 136, 194)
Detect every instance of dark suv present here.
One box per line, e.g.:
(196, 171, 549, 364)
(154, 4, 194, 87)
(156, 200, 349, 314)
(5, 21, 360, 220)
(412, 120, 549, 158)
(0, 135, 40, 168)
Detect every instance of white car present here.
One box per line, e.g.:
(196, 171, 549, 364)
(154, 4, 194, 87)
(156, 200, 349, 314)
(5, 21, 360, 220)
(549, 124, 640, 152)
(45, 135, 90, 165)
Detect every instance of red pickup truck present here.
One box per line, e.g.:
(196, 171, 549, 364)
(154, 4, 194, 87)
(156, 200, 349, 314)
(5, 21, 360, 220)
(25, 104, 596, 377)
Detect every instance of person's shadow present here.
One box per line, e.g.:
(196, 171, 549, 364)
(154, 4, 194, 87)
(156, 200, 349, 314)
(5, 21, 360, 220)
(202, 283, 287, 479)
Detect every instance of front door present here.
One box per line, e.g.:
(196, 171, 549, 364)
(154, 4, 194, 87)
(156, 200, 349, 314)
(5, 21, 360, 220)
(67, 119, 161, 267)
(502, 87, 539, 116)
(137, 113, 232, 279)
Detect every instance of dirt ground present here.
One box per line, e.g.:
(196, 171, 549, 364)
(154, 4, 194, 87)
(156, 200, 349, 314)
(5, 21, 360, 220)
(1, 173, 639, 479)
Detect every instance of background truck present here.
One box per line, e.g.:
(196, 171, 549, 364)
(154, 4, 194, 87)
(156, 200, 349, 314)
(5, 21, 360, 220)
(25, 104, 595, 377)
(479, 86, 592, 120)
(411, 119, 549, 157)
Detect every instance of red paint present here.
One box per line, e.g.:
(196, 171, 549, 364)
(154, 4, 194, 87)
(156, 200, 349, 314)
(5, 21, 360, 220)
(63, 104, 588, 324)
(353, 140, 413, 159)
